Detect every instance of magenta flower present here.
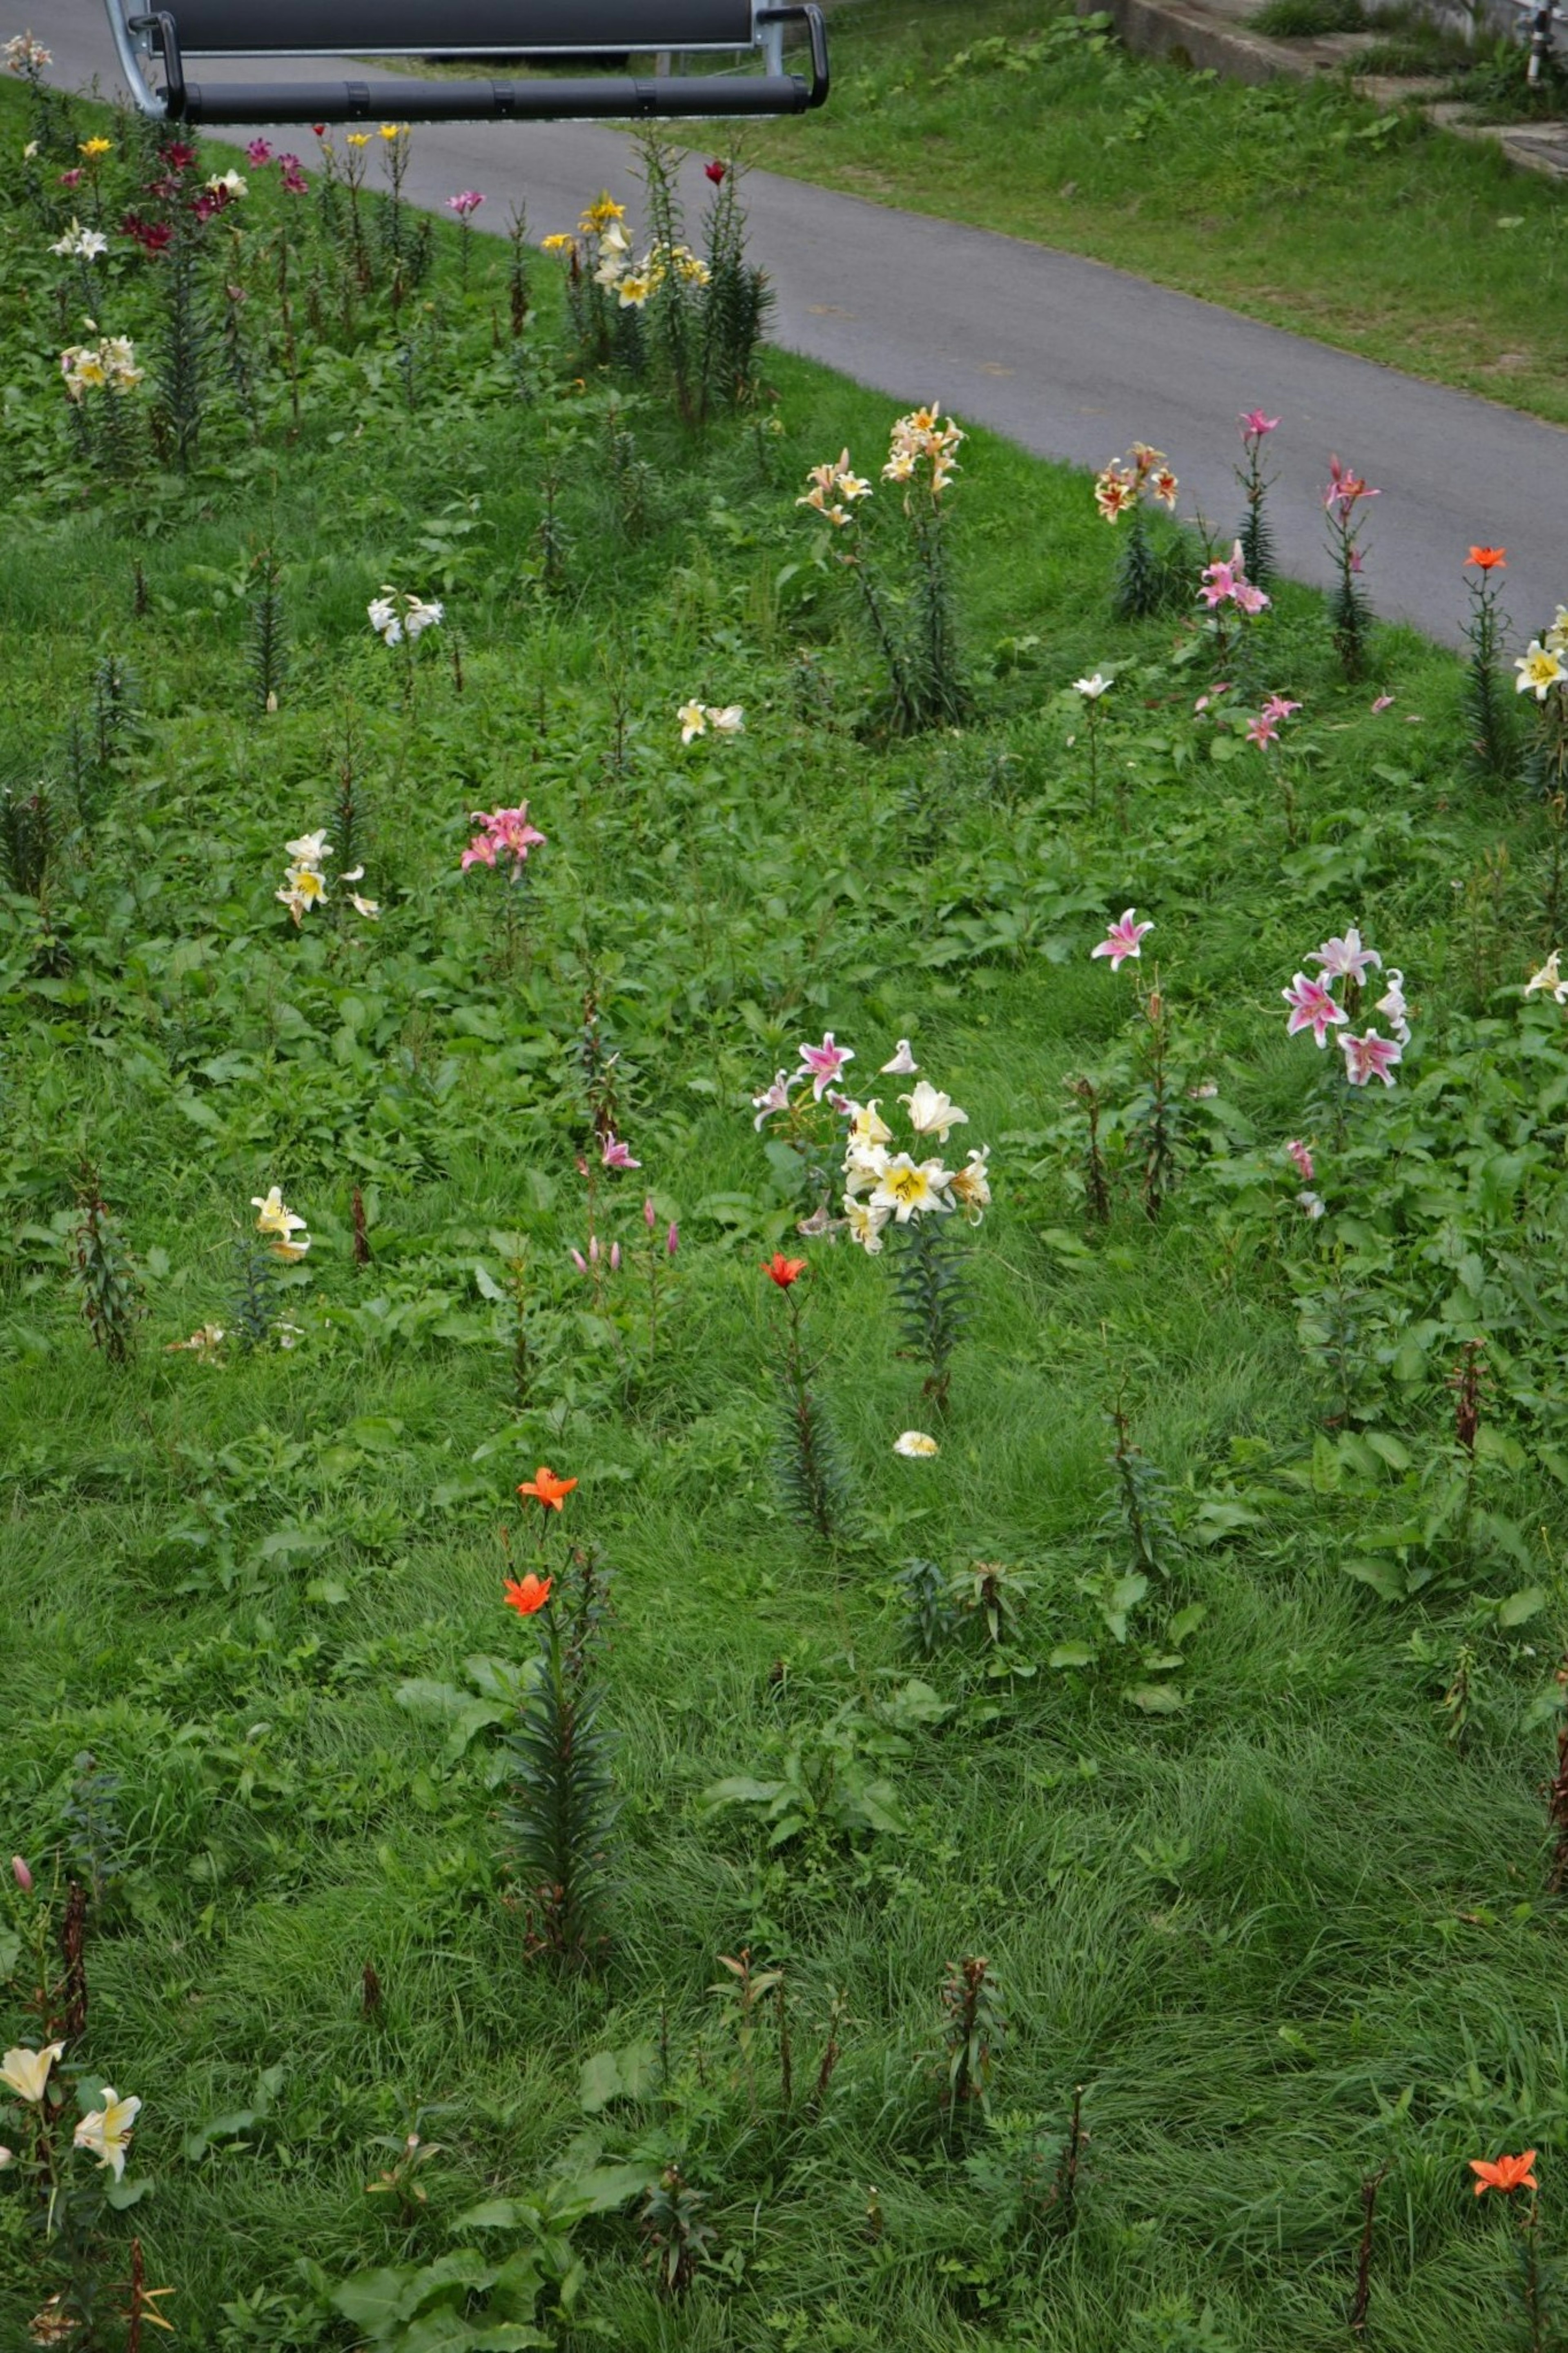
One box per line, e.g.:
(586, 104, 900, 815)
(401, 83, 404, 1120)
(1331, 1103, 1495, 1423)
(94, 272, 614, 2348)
(1245, 713, 1280, 749)
(1285, 1137, 1314, 1182)
(1233, 580, 1270, 616)
(462, 803, 545, 874)
(752, 1069, 794, 1129)
(446, 189, 484, 218)
(797, 1032, 855, 1101)
(569, 1247, 588, 1275)
(280, 154, 307, 194)
(1283, 973, 1349, 1048)
(1340, 1028, 1402, 1087)
(601, 1134, 641, 1171)
(245, 138, 273, 165)
(1260, 695, 1301, 723)
(666, 1221, 679, 1257)
(1239, 409, 1280, 438)
(1091, 908, 1153, 970)
(1310, 928, 1381, 986)
(1198, 559, 1236, 610)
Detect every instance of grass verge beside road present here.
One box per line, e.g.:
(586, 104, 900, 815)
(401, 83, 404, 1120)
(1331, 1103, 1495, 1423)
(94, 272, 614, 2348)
(741, 0, 1568, 426)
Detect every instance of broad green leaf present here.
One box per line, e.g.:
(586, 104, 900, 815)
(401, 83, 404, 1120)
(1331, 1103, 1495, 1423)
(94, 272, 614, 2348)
(1499, 1586, 1547, 1627)
(1049, 1641, 1097, 1669)
(1342, 1556, 1407, 1602)
(1126, 1683, 1187, 1713)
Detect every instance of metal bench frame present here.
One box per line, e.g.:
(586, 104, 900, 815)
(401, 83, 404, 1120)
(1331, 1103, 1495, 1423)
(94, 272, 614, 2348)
(103, 0, 828, 123)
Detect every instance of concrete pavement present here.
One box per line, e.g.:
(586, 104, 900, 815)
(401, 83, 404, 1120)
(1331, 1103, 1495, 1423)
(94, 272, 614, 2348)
(27, 0, 1568, 648)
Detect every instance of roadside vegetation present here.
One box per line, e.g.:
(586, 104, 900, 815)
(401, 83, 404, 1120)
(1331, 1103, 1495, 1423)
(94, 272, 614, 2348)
(5, 58, 1568, 2353)
(743, 0, 1568, 426)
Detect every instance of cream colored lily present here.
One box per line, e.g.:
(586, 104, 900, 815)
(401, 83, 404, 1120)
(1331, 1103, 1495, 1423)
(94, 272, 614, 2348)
(74, 2087, 141, 2180)
(1, 2042, 64, 2103)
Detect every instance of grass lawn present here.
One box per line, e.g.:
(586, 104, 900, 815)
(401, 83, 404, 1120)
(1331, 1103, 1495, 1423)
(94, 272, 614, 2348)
(5, 68, 1568, 2353)
(739, 0, 1568, 427)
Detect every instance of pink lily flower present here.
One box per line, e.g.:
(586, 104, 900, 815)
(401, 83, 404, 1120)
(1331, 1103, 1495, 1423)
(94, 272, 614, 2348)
(446, 190, 484, 218)
(601, 1134, 641, 1171)
(245, 138, 273, 165)
(1371, 694, 1394, 713)
(1286, 1137, 1314, 1182)
(1310, 928, 1382, 985)
(1340, 1028, 1402, 1087)
(1283, 973, 1349, 1047)
(1198, 559, 1236, 609)
(1245, 714, 1280, 749)
(1324, 455, 1379, 515)
(752, 1070, 794, 1129)
(1239, 409, 1281, 437)
(666, 1221, 679, 1257)
(1233, 580, 1270, 615)
(1260, 695, 1301, 723)
(797, 1033, 854, 1100)
(1091, 908, 1153, 970)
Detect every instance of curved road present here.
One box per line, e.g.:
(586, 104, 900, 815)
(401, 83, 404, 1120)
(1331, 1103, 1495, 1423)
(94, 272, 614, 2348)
(30, 0, 1568, 647)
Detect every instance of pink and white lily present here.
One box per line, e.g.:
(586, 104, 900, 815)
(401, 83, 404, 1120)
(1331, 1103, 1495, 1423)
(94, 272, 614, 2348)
(1283, 973, 1349, 1047)
(1091, 909, 1153, 970)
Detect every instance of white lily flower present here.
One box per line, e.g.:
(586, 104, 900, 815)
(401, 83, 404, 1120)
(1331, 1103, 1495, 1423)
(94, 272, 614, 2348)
(706, 705, 744, 734)
(74, 2088, 140, 2181)
(901, 1080, 969, 1142)
(1074, 672, 1112, 700)
(677, 700, 707, 745)
(893, 1430, 939, 1457)
(1526, 950, 1568, 1004)
(1, 2043, 64, 2104)
(880, 1039, 918, 1075)
(284, 830, 331, 868)
(870, 1154, 954, 1222)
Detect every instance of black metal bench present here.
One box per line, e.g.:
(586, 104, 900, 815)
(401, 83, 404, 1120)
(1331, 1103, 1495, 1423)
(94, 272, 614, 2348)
(103, 0, 829, 125)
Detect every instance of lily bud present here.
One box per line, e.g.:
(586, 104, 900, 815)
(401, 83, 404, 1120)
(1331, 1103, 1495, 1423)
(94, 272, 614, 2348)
(588, 1235, 599, 1265)
(665, 1221, 679, 1258)
(10, 1856, 31, 1895)
(569, 1248, 588, 1276)
(643, 1195, 656, 1230)
(610, 1241, 621, 1273)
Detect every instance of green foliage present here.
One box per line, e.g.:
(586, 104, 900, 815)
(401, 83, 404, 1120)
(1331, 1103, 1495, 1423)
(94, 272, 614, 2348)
(500, 1550, 618, 1967)
(70, 1168, 141, 1365)
(4, 70, 1568, 2353)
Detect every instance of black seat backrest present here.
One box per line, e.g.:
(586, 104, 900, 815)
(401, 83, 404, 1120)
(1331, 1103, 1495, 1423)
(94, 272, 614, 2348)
(169, 0, 755, 50)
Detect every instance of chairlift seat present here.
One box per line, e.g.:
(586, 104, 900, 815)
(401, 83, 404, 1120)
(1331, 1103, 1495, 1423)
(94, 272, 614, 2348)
(105, 0, 828, 124)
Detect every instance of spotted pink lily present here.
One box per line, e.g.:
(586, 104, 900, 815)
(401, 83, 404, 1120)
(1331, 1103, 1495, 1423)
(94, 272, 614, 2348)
(752, 1070, 794, 1129)
(1260, 695, 1301, 723)
(601, 1133, 641, 1170)
(1283, 972, 1349, 1047)
(462, 804, 546, 873)
(1091, 909, 1153, 970)
(1246, 713, 1280, 749)
(797, 1033, 854, 1100)
(1340, 1028, 1402, 1087)
(1239, 409, 1280, 438)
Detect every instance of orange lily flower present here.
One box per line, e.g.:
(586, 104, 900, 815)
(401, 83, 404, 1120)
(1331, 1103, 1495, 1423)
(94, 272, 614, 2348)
(1466, 546, 1507, 570)
(504, 1572, 553, 1616)
(763, 1253, 807, 1288)
(1470, 2150, 1538, 2197)
(517, 1466, 577, 1512)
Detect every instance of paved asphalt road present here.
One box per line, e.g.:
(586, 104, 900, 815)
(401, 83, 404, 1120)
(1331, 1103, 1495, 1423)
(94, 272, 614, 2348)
(29, 0, 1568, 648)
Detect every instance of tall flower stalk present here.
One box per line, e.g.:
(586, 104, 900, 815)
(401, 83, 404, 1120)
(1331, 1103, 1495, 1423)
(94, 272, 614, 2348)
(761, 1253, 846, 1542)
(1515, 603, 1568, 800)
(1095, 441, 1180, 620)
(1463, 546, 1514, 781)
(501, 1471, 617, 1969)
(842, 1072, 991, 1415)
(1235, 407, 1280, 587)
(797, 405, 969, 733)
(1323, 455, 1379, 679)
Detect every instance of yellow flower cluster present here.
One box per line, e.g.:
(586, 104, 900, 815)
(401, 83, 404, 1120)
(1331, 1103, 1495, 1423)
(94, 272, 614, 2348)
(796, 448, 872, 529)
(883, 401, 965, 499)
(59, 333, 142, 401)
